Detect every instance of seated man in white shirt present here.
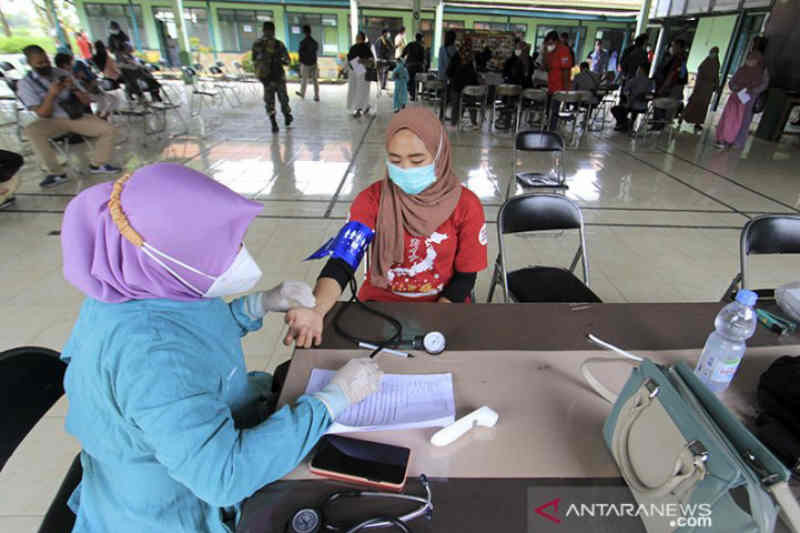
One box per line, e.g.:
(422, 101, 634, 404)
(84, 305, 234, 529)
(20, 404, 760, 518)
(16, 45, 120, 188)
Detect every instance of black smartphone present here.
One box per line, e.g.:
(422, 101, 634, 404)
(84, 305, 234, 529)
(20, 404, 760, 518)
(309, 435, 411, 492)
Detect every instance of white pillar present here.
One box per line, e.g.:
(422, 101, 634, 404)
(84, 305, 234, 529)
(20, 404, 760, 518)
(635, 0, 652, 37)
(433, 1, 444, 70)
(350, 0, 359, 44)
(649, 25, 665, 78)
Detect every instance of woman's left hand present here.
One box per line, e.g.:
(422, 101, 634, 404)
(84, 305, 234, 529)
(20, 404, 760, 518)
(261, 281, 316, 313)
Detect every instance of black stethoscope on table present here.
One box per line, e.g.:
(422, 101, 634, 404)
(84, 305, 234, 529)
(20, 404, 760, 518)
(287, 475, 433, 533)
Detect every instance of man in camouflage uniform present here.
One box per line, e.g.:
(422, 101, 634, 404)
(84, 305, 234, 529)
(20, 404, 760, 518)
(252, 21, 293, 133)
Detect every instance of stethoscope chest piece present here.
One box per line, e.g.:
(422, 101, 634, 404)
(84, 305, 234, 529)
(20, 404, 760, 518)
(288, 508, 321, 533)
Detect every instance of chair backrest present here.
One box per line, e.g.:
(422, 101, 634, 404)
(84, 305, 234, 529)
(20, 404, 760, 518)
(496, 84, 522, 97)
(497, 193, 590, 293)
(216, 61, 225, 68)
(515, 130, 564, 152)
(462, 84, 487, 97)
(521, 88, 547, 102)
(193, 63, 204, 72)
(210, 66, 223, 75)
(740, 215, 800, 289)
(499, 193, 582, 235)
(0, 346, 66, 470)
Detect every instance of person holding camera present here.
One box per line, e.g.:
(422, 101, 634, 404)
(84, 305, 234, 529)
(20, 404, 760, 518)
(17, 45, 120, 188)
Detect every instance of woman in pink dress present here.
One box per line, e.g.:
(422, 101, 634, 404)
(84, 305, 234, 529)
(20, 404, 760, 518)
(715, 50, 766, 150)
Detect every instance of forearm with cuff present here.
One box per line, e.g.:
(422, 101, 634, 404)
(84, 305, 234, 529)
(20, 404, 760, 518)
(311, 383, 350, 419)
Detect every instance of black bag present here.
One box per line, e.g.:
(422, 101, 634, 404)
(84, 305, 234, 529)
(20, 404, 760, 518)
(365, 67, 378, 82)
(757, 356, 800, 471)
(753, 91, 767, 114)
(60, 93, 86, 120)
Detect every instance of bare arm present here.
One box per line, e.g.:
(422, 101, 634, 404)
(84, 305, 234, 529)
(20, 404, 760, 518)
(33, 81, 65, 119)
(284, 277, 343, 349)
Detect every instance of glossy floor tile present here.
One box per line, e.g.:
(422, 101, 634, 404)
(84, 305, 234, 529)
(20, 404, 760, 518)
(3, 83, 800, 530)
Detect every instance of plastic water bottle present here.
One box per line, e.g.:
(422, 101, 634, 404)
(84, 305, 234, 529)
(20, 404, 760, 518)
(694, 290, 758, 393)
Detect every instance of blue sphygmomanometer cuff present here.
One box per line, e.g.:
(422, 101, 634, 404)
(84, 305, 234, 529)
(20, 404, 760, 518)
(305, 221, 375, 270)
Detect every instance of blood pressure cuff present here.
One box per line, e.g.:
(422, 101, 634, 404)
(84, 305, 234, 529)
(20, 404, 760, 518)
(306, 221, 375, 270)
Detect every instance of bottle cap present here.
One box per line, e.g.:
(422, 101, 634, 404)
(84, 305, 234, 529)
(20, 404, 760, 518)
(735, 289, 758, 308)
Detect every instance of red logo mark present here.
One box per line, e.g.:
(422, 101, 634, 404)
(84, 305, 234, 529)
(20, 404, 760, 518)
(536, 498, 562, 524)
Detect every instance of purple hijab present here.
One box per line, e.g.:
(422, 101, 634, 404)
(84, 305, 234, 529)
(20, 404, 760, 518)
(62, 163, 262, 302)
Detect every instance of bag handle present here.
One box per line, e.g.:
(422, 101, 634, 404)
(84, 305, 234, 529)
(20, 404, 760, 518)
(581, 334, 644, 403)
(770, 482, 800, 533)
(611, 383, 708, 499)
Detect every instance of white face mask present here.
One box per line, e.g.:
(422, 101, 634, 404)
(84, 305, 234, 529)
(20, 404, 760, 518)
(142, 243, 262, 298)
(204, 245, 263, 298)
(515, 49, 522, 57)
(546, 44, 556, 52)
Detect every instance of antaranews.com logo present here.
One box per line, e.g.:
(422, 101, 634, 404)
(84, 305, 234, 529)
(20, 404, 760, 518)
(527, 487, 713, 532)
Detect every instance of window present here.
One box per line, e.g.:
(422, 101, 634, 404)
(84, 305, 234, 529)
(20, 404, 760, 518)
(85, 3, 146, 48)
(686, 0, 711, 14)
(712, 0, 740, 11)
(443, 20, 465, 29)
(363, 16, 404, 47)
(670, 0, 687, 15)
(218, 9, 273, 52)
(287, 12, 338, 56)
(153, 7, 210, 48)
(535, 26, 583, 59)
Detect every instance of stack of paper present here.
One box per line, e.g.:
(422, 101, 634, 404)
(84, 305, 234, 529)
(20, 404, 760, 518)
(304, 369, 456, 434)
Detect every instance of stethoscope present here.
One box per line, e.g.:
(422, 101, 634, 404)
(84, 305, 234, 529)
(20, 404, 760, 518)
(287, 475, 433, 533)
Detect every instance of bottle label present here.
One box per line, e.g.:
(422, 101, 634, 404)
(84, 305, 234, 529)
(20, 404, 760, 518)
(710, 356, 742, 383)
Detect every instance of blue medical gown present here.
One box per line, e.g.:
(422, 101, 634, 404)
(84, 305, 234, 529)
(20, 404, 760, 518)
(60, 297, 331, 532)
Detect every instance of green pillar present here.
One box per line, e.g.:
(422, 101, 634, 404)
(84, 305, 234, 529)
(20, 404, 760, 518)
(127, 0, 143, 51)
(45, 0, 69, 50)
(206, 0, 217, 60)
(412, 0, 421, 36)
(172, 0, 191, 66)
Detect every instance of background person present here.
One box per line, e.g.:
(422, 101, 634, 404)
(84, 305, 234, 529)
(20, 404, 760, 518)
(17, 45, 120, 188)
(590, 39, 609, 75)
(75, 31, 92, 60)
(544, 31, 573, 130)
(683, 46, 720, 132)
(346, 31, 374, 117)
(55, 53, 120, 120)
(375, 27, 394, 91)
(59, 162, 383, 533)
(297, 25, 320, 102)
(285, 107, 488, 348)
(252, 21, 292, 133)
(394, 27, 407, 60)
(0, 150, 23, 209)
(402, 33, 426, 101)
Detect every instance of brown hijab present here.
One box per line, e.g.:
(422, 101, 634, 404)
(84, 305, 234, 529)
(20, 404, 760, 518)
(370, 106, 462, 288)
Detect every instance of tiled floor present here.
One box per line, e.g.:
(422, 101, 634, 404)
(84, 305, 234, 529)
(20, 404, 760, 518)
(2, 81, 800, 530)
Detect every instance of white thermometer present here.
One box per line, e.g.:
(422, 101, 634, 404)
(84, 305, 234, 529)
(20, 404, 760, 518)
(430, 406, 499, 447)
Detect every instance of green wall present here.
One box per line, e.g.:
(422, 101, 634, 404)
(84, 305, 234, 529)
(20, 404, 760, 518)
(75, 0, 632, 61)
(686, 14, 737, 73)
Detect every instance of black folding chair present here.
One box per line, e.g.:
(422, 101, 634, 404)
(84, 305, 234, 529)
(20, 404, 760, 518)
(723, 215, 800, 301)
(506, 130, 567, 200)
(0, 346, 66, 469)
(487, 193, 601, 303)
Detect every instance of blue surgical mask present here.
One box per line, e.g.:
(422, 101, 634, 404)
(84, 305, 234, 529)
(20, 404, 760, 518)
(387, 161, 436, 195)
(386, 127, 443, 196)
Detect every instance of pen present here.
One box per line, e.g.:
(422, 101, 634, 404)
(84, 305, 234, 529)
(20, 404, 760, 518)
(358, 342, 413, 358)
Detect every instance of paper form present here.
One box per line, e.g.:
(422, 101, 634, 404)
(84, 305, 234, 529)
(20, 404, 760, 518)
(304, 369, 456, 434)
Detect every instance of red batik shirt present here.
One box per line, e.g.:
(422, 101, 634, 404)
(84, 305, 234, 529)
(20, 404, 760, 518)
(350, 182, 488, 302)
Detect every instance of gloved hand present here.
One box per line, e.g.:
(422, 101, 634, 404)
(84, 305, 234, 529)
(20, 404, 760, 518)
(244, 281, 316, 319)
(262, 281, 315, 312)
(312, 358, 383, 419)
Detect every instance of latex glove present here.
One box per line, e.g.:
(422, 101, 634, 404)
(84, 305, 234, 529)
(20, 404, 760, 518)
(242, 282, 315, 320)
(312, 358, 383, 418)
(263, 281, 315, 312)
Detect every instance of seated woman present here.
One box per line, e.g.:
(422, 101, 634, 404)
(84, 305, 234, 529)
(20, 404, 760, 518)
(59, 163, 382, 532)
(285, 107, 488, 348)
(93, 40, 161, 103)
